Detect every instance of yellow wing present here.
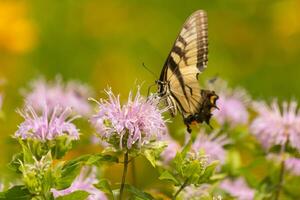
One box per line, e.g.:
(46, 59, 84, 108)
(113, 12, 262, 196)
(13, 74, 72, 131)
(160, 10, 208, 116)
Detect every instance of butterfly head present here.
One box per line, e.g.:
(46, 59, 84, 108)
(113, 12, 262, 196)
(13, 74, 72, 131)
(156, 80, 169, 97)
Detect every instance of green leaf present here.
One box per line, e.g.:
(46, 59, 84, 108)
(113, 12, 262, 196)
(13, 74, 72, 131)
(124, 184, 155, 200)
(19, 140, 34, 164)
(86, 154, 118, 165)
(55, 191, 90, 200)
(209, 173, 227, 182)
(198, 161, 219, 184)
(158, 170, 180, 185)
(7, 152, 23, 173)
(94, 179, 113, 198)
(172, 152, 184, 175)
(185, 160, 201, 177)
(143, 150, 156, 167)
(0, 185, 32, 200)
(55, 159, 83, 190)
(55, 154, 118, 189)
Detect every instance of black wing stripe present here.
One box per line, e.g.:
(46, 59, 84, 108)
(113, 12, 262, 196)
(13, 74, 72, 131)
(158, 10, 208, 117)
(168, 56, 194, 108)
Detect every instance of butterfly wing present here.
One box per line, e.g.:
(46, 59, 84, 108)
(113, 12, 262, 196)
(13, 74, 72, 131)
(159, 10, 208, 117)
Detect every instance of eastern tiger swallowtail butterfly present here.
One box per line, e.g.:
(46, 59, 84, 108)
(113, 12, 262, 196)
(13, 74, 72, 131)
(156, 10, 218, 133)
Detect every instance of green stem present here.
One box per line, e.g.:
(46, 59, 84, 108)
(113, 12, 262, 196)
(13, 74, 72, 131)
(119, 152, 129, 200)
(274, 142, 287, 200)
(172, 178, 189, 200)
(274, 159, 285, 200)
(131, 158, 137, 186)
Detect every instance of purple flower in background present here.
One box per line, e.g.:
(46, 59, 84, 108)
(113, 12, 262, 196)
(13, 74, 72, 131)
(285, 157, 300, 176)
(220, 177, 254, 200)
(160, 136, 181, 164)
(15, 105, 80, 141)
(23, 77, 92, 116)
(91, 87, 168, 150)
(250, 100, 300, 150)
(191, 129, 229, 165)
(52, 166, 107, 200)
(207, 79, 249, 127)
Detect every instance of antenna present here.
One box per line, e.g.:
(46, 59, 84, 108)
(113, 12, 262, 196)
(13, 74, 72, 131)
(142, 62, 157, 79)
(208, 74, 219, 84)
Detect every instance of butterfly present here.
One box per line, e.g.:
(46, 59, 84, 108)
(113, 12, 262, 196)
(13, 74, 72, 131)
(156, 10, 218, 133)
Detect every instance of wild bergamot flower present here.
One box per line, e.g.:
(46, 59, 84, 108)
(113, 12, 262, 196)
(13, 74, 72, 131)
(207, 79, 249, 127)
(91, 87, 168, 150)
(220, 177, 254, 200)
(250, 100, 300, 150)
(15, 105, 80, 141)
(23, 77, 93, 117)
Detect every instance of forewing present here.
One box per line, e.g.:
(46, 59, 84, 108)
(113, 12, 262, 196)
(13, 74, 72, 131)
(164, 10, 208, 115)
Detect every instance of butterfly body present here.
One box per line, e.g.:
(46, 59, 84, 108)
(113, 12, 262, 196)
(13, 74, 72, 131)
(157, 10, 218, 133)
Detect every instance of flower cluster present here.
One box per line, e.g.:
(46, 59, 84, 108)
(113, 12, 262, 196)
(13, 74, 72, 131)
(15, 105, 79, 141)
(250, 100, 300, 150)
(91, 88, 168, 150)
(23, 77, 93, 116)
(20, 153, 53, 196)
(52, 166, 107, 200)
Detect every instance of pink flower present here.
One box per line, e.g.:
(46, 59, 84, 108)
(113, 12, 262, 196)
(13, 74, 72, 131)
(207, 79, 249, 127)
(285, 157, 300, 176)
(91, 87, 168, 150)
(191, 129, 229, 165)
(23, 77, 92, 116)
(52, 166, 107, 200)
(250, 100, 300, 150)
(160, 136, 181, 164)
(15, 105, 80, 141)
(220, 177, 254, 200)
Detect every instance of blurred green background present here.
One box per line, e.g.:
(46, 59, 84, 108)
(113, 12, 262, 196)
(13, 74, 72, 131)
(0, 0, 300, 182)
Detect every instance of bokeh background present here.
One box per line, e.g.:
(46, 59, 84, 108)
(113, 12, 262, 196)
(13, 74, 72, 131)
(0, 0, 300, 189)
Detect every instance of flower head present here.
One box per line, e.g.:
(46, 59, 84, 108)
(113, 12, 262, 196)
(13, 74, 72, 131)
(23, 77, 93, 116)
(250, 100, 300, 150)
(207, 79, 249, 127)
(52, 166, 107, 200)
(91, 87, 167, 150)
(220, 177, 254, 200)
(191, 129, 229, 165)
(15, 105, 79, 141)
